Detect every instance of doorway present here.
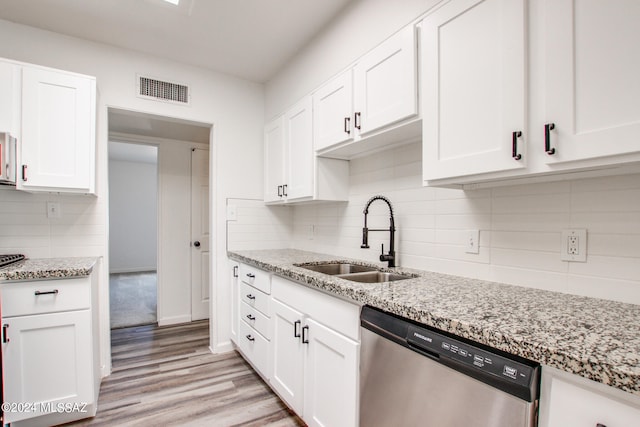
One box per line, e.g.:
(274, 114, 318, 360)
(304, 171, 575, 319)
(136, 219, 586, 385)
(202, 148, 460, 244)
(107, 108, 212, 330)
(108, 141, 159, 328)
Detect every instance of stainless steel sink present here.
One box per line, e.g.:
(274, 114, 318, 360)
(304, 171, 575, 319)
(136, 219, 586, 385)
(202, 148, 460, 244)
(337, 271, 413, 283)
(297, 263, 378, 275)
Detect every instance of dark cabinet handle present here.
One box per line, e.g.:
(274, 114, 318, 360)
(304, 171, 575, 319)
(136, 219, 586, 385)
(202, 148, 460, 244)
(193, 241, 201, 248)
(22, 164, 27, 181)
(2, 324, 8, 343)
(596, 424, 607, 427)
(35, 289, 59, 296)
(246, 314, 256, 321)
(294, 320, 301, 338)
(545, 123, 556, 155)
(233, 265, 238, 278)
(344, 117, 351, 135)
(512, 131, 522, 160)
(354, 112, 361, 130)
(246, 334, 255, 342)
(278, 185, 283, 197)
(282, 184, 288, 197)
(246, 294, 255, 300)
(246, 273, 255, 279)
(302, 325, 309, 344)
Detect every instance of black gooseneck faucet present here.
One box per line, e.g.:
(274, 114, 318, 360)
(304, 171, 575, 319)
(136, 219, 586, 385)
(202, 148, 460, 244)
(361, 195, 396, 268)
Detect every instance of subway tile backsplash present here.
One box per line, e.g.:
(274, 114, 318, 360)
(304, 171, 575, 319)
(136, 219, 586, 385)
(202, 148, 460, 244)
(290, 142, 640, 305)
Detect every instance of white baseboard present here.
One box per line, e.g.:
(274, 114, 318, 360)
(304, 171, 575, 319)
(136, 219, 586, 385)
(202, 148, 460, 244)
(109, 267, 157, 274)
(211, 340, 234, 354)
(157, 315, 191, 326)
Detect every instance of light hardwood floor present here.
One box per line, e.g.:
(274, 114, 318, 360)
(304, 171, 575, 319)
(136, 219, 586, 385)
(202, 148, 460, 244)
(63, 321, 305, 426)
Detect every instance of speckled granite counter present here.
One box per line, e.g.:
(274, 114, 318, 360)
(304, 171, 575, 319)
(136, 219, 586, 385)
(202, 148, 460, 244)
(0, 257, 98, 281)
(228, 248, 640, 397)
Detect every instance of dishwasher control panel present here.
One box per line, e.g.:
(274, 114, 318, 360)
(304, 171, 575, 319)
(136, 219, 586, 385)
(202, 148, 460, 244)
(406, 325, 535, 389)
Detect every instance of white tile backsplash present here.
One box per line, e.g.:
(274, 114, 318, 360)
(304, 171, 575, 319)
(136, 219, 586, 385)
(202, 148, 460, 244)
(291, 142, 640, 305)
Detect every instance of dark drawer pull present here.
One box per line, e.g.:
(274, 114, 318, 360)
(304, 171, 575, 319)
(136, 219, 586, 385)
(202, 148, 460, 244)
(544, 123, 556, 155)
(246, 314, 256, 321)
(35, 289, 59, 296)
(2, 324, 8, 343)
(246, 273, 255, 278)
(294, 320, 301, 338)
(246, 294, 256, 300)
(246, 334, 255, 342)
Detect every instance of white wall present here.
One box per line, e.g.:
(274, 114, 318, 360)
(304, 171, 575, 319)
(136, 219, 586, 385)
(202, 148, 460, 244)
(291, 142, 640, 305)
(0, 18, 265, 374)
(108, 157, 157, 273)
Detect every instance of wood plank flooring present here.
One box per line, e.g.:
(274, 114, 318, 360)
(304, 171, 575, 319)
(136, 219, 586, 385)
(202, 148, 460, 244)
(63, 321, 305, 427)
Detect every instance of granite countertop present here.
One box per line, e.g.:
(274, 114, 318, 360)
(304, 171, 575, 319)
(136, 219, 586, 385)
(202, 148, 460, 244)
(0, 257, 98, 282)
(229, 248, 640, 397)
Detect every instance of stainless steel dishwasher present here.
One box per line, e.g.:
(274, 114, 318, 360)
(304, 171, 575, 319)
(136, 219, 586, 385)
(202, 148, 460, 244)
(360, 306, 540, 427)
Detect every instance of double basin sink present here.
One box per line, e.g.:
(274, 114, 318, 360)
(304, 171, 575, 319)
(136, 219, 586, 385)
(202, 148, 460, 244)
(296, 262, 413, 283)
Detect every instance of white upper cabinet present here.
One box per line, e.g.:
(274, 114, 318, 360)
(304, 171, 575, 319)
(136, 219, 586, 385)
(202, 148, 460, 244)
(422, 0, 640, 187)
(264, 115, 286, 203)
(19, 65, 96, 194)
(313, 70, 354, 151)
(312, 24, 419, 159)
(422, 0, 527, 181)
(0, 60, 21, 137)
(285, 97, 314, 201)
(543, 0, 640, 164)
(353, 23, 418, 137)
(264, 96, 349, 205)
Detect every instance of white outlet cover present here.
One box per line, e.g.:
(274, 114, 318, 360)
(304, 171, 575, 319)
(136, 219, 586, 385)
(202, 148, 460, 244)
(47, 202, 61, 219)
(561, 229, 587, 262)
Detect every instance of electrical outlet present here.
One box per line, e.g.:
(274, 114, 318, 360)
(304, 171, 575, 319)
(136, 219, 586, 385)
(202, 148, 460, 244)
(561, 229, 587, 262)
(47, 202, 61, 219)
(465, 229, 480, 254)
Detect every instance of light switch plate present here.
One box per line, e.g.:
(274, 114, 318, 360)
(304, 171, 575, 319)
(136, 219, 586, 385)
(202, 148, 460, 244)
(47, 202, 61, 219)
(465, 229, 480, 254)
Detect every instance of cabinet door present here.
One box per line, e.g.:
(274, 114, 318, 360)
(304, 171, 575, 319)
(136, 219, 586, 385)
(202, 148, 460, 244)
(304, 318, 359, 427)
(313, 70, 354, 151)
(2, 310, 94, 423)
(20, 66, 95, 192)
(542, 375, 640, 427)
(285, 97, 314, 201)
(353, 24, 417, 136)
(229, 260, 239, 344)
(0, 60, 21, 137)
(422, 0, 527, 181)
(543, 0, 640, 163)
(264, 115, 286, 203)
(271, 299, 305, 414)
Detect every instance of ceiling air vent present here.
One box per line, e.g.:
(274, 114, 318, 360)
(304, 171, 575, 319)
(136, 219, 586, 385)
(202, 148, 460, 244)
(137, 75, 190, 105)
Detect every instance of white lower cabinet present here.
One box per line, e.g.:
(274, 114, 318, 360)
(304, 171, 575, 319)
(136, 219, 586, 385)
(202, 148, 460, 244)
(539, 366, 640, 427)
(229, 260, 239, 344)
(270, 276, 359, 427)
(1, 275, 100, 426)
(235, 262, 272, 380)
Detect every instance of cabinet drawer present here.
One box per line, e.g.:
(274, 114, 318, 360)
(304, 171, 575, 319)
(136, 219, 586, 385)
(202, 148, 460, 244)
(241, 301, 271, 340)
(240, 282, 270, 317)
(1, 277, 91, 317)
(239, 263, 271, 294)
(238, 319, 271, 379)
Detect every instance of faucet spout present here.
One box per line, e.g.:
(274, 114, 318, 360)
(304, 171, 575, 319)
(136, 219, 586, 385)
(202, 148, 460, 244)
(361, 195, 396, 267)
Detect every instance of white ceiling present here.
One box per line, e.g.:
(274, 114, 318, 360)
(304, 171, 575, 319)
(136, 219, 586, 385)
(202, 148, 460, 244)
(109, 108, 211, 144)
(0, 0, 353, 82)
(109, 141, 158, 165)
